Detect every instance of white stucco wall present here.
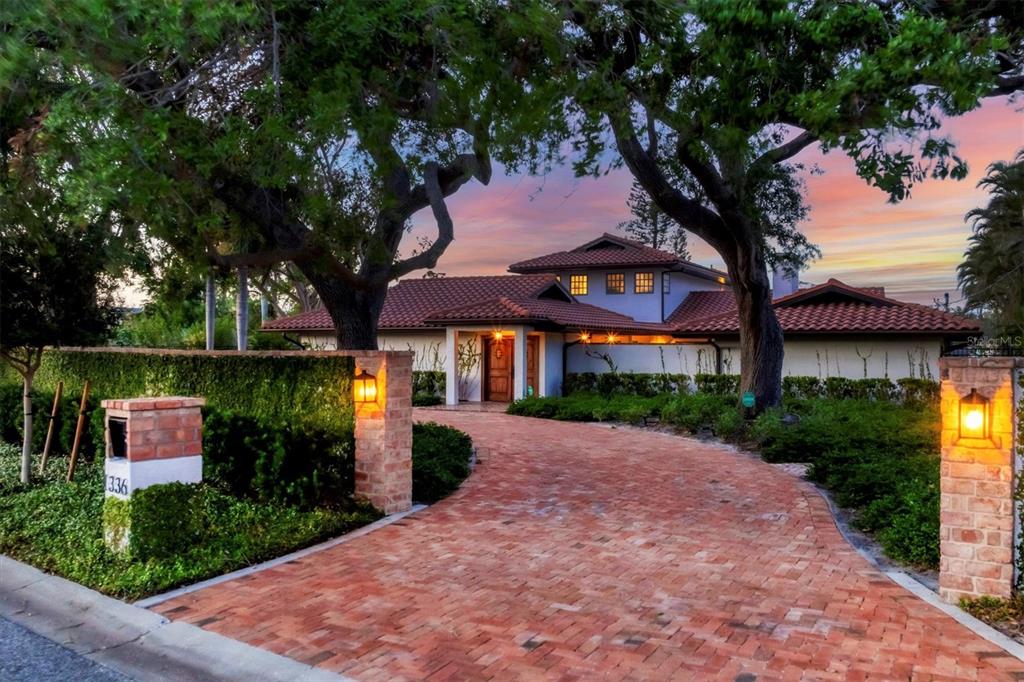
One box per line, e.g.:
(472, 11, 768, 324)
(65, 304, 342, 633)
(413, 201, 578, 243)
(567, 336, 944, 380)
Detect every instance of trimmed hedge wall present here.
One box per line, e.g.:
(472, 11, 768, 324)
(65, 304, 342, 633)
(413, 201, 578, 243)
(562, 371, 938, 403)
(1, 349, 357, 507)
(29, 349, 354, 434)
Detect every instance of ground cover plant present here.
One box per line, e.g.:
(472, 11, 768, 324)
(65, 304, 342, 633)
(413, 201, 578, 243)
(0, 443, 378, 600)
(511, 386, 942, 569)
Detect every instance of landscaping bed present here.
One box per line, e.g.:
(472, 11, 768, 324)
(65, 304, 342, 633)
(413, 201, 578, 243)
(510, 390, 941, 569)
(0, 443, 379, 600)
(0, 421, 474, 601)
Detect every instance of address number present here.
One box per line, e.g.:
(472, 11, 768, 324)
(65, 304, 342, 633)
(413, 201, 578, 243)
(106, 475, 128, 496)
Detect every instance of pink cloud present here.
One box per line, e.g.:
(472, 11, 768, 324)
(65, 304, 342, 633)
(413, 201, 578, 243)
(402, 98, 1023, 304)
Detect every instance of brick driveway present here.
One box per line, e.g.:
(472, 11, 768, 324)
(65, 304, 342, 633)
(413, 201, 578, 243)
(154, 411, 1024, 680)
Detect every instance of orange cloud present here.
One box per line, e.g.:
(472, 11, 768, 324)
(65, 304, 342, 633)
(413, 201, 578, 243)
(404, 98, 1023, 304)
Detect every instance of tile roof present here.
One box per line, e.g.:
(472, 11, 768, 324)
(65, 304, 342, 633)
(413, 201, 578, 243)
(262, 274, 560, 331)
(425, 296, 672, 334)
(665, 290, 737, 326)
(669, 279, 980, 335)
(507, 233, 728, 282)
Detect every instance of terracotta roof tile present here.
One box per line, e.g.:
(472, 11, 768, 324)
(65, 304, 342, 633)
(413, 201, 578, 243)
(671, 279, 980, 335)
(426, 296, 673, 334)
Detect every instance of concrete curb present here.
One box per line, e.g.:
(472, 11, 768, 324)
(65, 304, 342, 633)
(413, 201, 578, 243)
(1, 555, 350, 681)
(136, 503, 428, 609)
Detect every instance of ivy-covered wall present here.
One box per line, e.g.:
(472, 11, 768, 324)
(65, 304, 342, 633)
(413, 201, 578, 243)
(17, 348, 354, 434)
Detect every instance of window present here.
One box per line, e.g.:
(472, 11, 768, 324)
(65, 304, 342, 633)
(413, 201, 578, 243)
(635, 272, 654, 294)
(606, 273, 625, 294)
(662, 272, 671, 294)
(570, 274, 588, 296)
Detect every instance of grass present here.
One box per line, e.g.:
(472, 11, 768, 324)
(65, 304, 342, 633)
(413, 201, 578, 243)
(0, 443, 379, 600)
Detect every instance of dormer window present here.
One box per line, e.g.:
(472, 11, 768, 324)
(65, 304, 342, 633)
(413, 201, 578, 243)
(570, 274, 588, 296)
(606, 273, 625, 295)
(635, 272, 654, 294)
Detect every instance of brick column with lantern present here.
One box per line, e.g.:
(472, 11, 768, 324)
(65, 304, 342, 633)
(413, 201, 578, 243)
(938, 356, 1024, 603)
(351, 351, 413, 514)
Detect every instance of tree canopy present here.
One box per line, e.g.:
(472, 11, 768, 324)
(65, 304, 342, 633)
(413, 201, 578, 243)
(3, 0, 564, 347)
(522, 0, 1012, 408)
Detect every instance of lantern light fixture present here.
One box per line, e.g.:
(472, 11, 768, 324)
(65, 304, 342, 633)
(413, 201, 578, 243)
(492, 329, 505, 341)
(579, 331, 591, 344)
(606, 332, 618, 344)
(353, 368, 378, 404)
(959, 387, 988, 440)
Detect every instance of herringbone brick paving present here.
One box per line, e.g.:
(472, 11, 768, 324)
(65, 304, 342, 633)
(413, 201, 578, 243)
(154, 410, 1024, 680)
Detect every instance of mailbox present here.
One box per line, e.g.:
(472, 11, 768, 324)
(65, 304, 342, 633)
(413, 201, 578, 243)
(107, 416, 128, 459)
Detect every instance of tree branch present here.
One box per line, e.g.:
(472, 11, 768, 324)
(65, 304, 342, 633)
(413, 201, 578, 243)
(607, 112, 729, 253)
(753, 130, 818, 167)
(386, 162, 455, 280)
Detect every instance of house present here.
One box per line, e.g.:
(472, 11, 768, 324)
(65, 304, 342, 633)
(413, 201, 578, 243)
(263, 233, 980, 404)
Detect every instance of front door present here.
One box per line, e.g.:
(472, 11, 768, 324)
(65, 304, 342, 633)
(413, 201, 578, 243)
(485, 337, 513, 401)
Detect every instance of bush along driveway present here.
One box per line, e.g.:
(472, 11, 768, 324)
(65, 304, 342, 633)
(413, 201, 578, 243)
(151, 411, 1023, 680)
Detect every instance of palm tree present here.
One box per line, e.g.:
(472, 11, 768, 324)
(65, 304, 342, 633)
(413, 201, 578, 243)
(957, 150, 1024, 340)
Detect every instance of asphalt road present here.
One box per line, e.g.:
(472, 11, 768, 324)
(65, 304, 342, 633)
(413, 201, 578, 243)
(0, 616, 130, 681)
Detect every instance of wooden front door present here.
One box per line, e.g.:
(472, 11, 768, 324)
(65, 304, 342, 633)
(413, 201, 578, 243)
(485, 337, 513, 401)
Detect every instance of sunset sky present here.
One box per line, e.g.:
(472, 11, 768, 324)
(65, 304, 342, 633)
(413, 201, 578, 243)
(404, 97, 1022, 305)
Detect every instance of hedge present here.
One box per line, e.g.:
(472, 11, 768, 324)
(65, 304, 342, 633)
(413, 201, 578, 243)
(412, 422, 473, 503)
(561, 371, 938, 403)
(20, 349, 355, 435)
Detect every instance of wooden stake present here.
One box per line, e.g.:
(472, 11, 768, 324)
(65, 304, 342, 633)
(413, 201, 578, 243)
(66, 381, 90, 483)
(38, 381, 63, 476)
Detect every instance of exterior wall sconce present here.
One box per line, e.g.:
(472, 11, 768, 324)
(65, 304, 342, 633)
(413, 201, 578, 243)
(606, 332, 618, 344)
(959, 387, 988, 440)
(492, 329, 505, 341)
(579, 331, 591, 344)
(353, 368, 378, 404)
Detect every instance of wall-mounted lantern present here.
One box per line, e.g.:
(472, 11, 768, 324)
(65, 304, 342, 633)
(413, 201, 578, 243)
(579, 331, 591, 344)
(492, 329, 505, 341)
(959, 388, 989, 439)
(353, 368, 378, 404)
(606, 332, 618, 344)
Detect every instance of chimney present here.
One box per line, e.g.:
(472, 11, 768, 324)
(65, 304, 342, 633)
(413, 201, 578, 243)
(772, 265, 800, 299)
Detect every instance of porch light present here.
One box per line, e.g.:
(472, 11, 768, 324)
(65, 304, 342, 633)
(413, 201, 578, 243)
(717, 276, 726, 285)
(959, 388, 988, 439)
(492, 329, 505, 341)
(579, 331, 591, 344)
(606, 332, 618, 344)
(353, 369, 378, 404)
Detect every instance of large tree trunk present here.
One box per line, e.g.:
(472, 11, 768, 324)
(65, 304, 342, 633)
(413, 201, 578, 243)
(20, 370, 34, 485)
(301, 268, 388, 350)
(725, 243, 785, 412)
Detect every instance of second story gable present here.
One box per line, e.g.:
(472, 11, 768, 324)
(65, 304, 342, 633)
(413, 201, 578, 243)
(507, 233, 729, 323)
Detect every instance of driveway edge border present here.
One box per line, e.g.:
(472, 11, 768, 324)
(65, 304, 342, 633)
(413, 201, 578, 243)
(0, 555, 349, 681)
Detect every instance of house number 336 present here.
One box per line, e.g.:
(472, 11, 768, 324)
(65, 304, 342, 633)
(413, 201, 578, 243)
(106, 476, 128, 495)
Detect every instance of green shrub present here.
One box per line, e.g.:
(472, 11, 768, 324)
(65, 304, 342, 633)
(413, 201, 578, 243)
(693, 373, 740, 396)
(103, 482, 204, 560)
(661, 393, 735, 432)
(202, 407, 354, 509)
(20, 349, 355, 435)
(0, 384, 106, 460)
(897, 377, 940, 404)
(0, 450, 378, 600)
(412, 371, 445, 397)
(412, 393, 443, 407)
(509, 394, 670, 424)
(782, 376, 823, 400)
(412, 422, 472, 503)
(563, 372, 688, 397)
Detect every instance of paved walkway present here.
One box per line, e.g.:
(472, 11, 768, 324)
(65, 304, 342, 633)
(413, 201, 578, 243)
(154, 411, 1024, 680)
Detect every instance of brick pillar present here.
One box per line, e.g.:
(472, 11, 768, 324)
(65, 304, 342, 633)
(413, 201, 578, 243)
(354, 352, 413, 514)
(939, 357, 1022, 603)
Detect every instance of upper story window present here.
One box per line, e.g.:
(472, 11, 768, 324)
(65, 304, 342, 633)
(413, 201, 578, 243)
(635, 272, 654, 294)
(570, 274, 588, 296)
(662, 272, 671, 294)
(606, 273, 625, 294)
